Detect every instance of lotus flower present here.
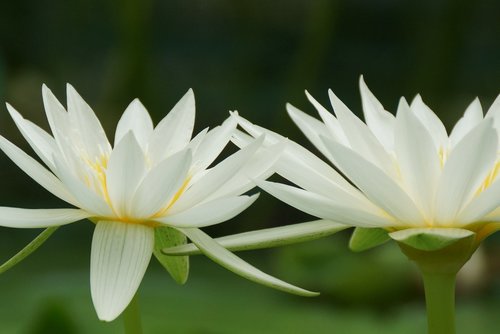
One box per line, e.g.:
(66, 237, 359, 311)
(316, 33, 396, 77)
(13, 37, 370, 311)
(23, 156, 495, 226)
(0, 85, 314, 322)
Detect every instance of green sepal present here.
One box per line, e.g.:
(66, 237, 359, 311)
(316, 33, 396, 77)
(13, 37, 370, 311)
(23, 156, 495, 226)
(153, 226, 189, 284)
(349, 227, 390, 252)
(0, 226, 59, 274)
(389, 228, 475, 252)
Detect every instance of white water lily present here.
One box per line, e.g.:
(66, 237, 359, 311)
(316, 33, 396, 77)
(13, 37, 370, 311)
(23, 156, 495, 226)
(0, 85, 315, 322)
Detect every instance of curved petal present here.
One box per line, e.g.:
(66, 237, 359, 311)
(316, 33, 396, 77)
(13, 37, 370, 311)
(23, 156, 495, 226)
(458, 178, 500, 225)
(159, 194, 259, 228)
(410, 95, 448, 150)
(449, 98, 483, 147)
(0, 207, 90, 228)
(42, 84, 69, 142)
(106, 133, 147, 216)
(434, 120, 497, 224)
(179, 227, 318, 296)
(90, 221, 154, 322)
(321, 137, 424, 225)
(115, 99, 153, 149)
(148, 89, 195, 163)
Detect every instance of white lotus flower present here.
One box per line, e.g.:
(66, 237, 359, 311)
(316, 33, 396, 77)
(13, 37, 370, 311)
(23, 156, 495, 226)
(0, 85, 315, 322)
(226, 77, 500, 249)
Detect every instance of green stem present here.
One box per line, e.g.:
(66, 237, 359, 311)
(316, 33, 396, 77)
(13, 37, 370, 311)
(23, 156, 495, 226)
(421, 271, 456, 334)
(123, 294, 143, 334)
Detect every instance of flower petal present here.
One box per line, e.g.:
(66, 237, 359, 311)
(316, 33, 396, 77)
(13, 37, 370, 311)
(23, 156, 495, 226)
(42, 84, 69, 142)
(256, 180, 393, 227)
(130, 149, 192, 218)
(115, 99, 153, 150)
(410, 95, 448, 149)
(147, 89, 195, 163)
(359, 76, 395, 151)
(163, 219, 347, 255)
(321, 137, 424, 225)
(178, 227, 318, 296)
(106, 132, 147, 216)
(458, 179, 500, 225)
(0, 135, 77, 206)
(0, 207, 90, 228)
(434, 120, 497, 224)
(90, 221, 154, 321)
(159, 194, 259, 228)
(449, 98, 483, 147)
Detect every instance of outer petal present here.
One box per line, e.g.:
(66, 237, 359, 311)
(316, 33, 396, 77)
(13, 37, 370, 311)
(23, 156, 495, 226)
(90, 221, 154, 321)
(0, 135, 78, 206)
(106, 132, 147, 217)
(0, 208, 90, 228)
(147, 89, 195, 163)
(449, 98, 483, 147)
(179, 227, 318, 296)
(256, 180, 394, 227)
(321, 137, 424, 225)
(359, 76, 395, 151)
(410, 95, 448, 150)
(158, 194, 259, 228)
(130, 149, 192, 218)
(395, 98, 441, 219)
(115, 99, 153, 150)
(434, 120, 497, 224)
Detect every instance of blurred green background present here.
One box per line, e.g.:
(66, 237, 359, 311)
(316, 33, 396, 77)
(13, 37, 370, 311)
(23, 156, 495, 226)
(0, 0, 500, 333)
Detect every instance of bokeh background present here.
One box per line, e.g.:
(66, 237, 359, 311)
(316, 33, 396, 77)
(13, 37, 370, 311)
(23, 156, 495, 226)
(1, 0, 500, 333)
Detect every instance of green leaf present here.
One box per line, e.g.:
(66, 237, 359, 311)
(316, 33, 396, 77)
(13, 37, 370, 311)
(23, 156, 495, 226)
(389, 228, 475, 252)
(153, 226, 189, 284)
(0, 226, 58, 274)
(162, 219, 347, 256)
(349, 227, 390, 252)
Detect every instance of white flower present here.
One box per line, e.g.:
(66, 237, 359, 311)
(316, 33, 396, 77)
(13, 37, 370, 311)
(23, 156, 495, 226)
(0, 85, 315, 322)
(227, 77, 500, 249)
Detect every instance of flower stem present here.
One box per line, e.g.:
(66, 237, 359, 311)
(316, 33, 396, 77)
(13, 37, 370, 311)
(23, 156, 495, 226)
(421, 271, 456, 334)
(123, 294, 143, 334)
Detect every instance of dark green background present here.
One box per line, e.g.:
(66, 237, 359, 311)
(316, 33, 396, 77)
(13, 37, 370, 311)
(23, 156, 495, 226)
(0, 0, 499, 333)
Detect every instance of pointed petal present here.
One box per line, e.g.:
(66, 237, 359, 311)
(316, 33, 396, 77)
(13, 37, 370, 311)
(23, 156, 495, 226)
(66, 84, 111, 158)
(163, 219, 346, 255)
(435, 120, 497, 224)
(410, 95, 448, 149)
(0, 207, 90, 228)
(42, 84, 69, 142)
(321, 137, 424, 225)
(0, 135, 78, 206)
(256, 180, 393, 227)
(449, 98, 483, 147)
(115, 99, 153, 149)
(395, 98, 441, 219)
(179, 227, 318, 296)
(359, 76, 395, 151)
(130, 149, 192, 218)
(328, 90, 398, 178)
(148, 89, 195, 162)
(458, 178, 500, 225)
(106, 133, 147, 216)
(160, 194, 258, 228)
(90, 221, 154, 321)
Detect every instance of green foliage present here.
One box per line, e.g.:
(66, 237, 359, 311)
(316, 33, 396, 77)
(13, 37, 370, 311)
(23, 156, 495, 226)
(349, 227, 390, 252)
(153, 226, 189, 285)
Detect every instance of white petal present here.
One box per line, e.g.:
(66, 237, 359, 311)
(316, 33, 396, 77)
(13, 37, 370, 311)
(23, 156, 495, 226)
(6, 103, 57, 170)
(304, 91, 349, 146)
(42, 84, 69, 141)
(106, 133, 147, 217)
(66, 84, 111, 158)
(485, 94, 500, 118)
(395, 98, 441, 219)
(434, 120, 497, 224)
(179, 227, 318, 296)
(458, 179, 500, 225)
(90, 221, 154, 321)
(286, 103, 333, 160)
(115, 99, 153, 149)
(159, 194, 258, 227)
(147, 89, 195, 163)
(171, 136, 263, 213)
(130, 149, 192, 218)
(0, 136, 77, 206)
(322, 137, 424, 225)
(410, 95, 448, 149)
(359, 76, 395, 151)
(0, 207, 90, 228)
(257, 180, 394, 227)
(328, 90, 398, 178)
(449, 98, 483, 147)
